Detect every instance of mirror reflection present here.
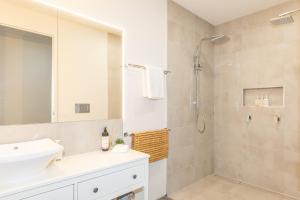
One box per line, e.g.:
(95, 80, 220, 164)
(0, 1, 122, 125)
(0, 25, 52, 125)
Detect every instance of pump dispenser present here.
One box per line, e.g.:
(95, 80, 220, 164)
(101, 127, 110, 151)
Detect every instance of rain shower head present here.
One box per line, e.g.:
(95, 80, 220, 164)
(270, 8, 300, 25)
(194, 34, 227, 69)
(270, 15, 294, 25)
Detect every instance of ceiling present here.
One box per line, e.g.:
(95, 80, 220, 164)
(172, 0, 290, 25)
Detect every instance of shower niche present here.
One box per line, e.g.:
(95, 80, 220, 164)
(243, 86, 284, 107)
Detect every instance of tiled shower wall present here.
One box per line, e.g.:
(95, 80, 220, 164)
(214, 0, 300, 198)
(167, 0, 215, 194)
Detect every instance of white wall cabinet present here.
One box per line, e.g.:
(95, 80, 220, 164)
(0, 151, 149, 200)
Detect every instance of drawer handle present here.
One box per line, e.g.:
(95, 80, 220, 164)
(93, 187, 99, 193)
(133, 174, 137, 179)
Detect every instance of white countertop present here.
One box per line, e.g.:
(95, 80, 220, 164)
(0, 150, 149, 198)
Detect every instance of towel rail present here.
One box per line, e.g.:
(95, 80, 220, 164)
(132, 128, 169, 163)
(124, 63, 171, 75)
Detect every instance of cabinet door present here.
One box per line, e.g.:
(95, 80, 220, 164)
(23, 185, 74, 200)
(78, 165, 144, 200)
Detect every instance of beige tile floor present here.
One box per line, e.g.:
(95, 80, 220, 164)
(170, 175, 295, 200)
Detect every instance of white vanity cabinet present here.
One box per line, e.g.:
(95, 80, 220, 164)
(0, 151, 149, 200)
(23, 185, 74, 200)
(78, 165, 144, 200)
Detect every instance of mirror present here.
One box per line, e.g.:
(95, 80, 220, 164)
(0, 1, 122, 125)
(0, 25, 52, 125)
(57, 12, 123, 122)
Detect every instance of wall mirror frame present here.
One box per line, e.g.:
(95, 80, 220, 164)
(0, 0, 123, 125)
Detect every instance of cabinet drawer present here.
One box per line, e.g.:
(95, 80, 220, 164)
(78, 165, 144, 200)
(23, 185, 74, 200)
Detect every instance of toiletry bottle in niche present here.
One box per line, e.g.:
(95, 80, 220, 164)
(258, 96, 263, 107)
(255, 96, 260, 106)
(101, 127, 110, 151)
(263, 95, 269, 107)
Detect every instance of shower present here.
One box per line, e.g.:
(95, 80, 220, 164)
(193, 35, 225, 71)
(270, 8, 300, 25)
(193, 34, 225, 133)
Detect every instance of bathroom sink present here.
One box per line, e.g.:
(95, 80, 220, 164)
(0, 139, 64, 182)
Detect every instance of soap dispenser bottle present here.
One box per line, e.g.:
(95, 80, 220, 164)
(101, 127, 110, 151)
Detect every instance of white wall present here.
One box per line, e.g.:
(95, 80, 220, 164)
(44, 0, 168, 199)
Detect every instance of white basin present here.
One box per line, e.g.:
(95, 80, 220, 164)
(0, 139, 64, 182)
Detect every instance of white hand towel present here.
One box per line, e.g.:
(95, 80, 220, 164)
(142, 65, 165, 99)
